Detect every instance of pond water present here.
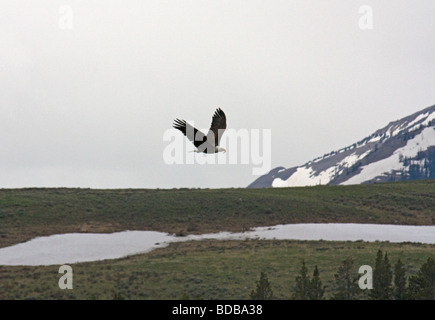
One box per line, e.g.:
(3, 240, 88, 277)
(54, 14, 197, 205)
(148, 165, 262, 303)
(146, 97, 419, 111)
(0, 223, 433, 266)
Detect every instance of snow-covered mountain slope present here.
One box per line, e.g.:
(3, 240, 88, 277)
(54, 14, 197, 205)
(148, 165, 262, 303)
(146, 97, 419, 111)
(248, 104, 435, 188)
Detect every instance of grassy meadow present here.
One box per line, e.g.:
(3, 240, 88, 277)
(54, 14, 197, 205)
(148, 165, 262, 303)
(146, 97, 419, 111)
(0, 240, 433, 300)
(0, 180, 434, 248)
(0, 180, 434, 299)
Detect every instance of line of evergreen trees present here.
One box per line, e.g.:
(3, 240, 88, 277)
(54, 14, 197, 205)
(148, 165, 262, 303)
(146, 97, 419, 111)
(250, 250, 434, 300)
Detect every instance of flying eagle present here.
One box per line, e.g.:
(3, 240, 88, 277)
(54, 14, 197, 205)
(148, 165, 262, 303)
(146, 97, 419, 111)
(173, 108, 227, 154)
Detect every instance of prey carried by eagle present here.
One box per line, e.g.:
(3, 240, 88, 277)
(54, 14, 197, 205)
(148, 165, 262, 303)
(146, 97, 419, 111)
(173, 108, 227, 154)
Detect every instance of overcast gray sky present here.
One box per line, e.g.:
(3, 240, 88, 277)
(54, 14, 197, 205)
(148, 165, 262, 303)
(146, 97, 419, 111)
(1, 0, 435, 189)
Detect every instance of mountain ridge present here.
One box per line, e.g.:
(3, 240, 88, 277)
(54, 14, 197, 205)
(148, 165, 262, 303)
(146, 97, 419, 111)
(248, 104, 435, 188)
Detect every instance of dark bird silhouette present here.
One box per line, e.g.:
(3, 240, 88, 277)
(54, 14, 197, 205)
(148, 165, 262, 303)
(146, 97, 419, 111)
(173, 108, 227, 153)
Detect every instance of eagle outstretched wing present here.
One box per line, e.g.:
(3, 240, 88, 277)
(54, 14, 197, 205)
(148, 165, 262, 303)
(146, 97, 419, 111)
(172, 119, 206, 149)
(207, 108, 227, 147)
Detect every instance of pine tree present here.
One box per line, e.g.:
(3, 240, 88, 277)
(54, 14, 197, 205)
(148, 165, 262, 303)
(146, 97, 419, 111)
(250, 272, 273, 300)
(408, 257, 435, 300)
(332, 257, 360, 300)
(393, 259, 407, 300)
(370, 250, 393, 299)
(292, 260, 311, 300)
(371, 249, 384, 299)
(308, 265, 325, 300)
(383, 253, 394, 297)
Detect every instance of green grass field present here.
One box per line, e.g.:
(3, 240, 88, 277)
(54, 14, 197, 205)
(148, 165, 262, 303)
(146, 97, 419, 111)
(0, 181, 434, 299)
(0, 180, 434, 248)
(0, 240, 433, 300)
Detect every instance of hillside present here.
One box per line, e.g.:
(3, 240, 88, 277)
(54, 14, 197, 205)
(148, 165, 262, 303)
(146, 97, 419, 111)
(0, 182, 434, 300)
(0, 181, 434, 248)
(248, 104, 435, 188)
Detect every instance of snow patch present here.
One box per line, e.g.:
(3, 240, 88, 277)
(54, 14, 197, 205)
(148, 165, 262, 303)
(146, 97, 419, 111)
(392, 122, 408, 137)
(342, 127, 435, 185)
(273, 151, 372, 188)
(420, 111, 435, 127)
(338, 151, 370, 168)
(272, 166, 315, 187)
(406, 112, 429, 129)
(368, 135, 381, 143)
(272, 166, 336, 187)
(406, 112, 435, 133)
